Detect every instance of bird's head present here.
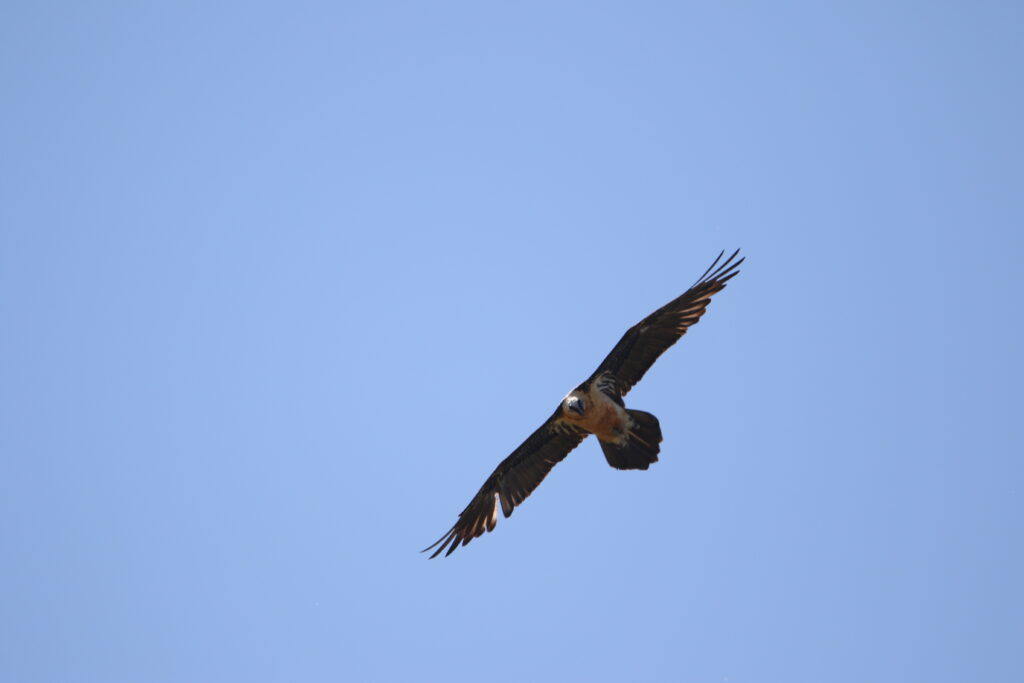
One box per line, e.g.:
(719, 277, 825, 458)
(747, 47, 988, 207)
(563, 393, 586, 418)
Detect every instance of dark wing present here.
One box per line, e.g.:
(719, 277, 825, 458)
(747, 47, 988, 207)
(423, 410, 588, 558)
(592, 249, 743, 396)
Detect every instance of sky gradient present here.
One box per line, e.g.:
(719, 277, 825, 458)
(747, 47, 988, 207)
(2, 2, 1022, 681)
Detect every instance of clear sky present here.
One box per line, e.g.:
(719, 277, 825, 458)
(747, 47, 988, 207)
(2, 2, 1021, 682)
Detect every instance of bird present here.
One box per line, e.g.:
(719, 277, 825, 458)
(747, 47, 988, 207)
(423, 249, 743, 558)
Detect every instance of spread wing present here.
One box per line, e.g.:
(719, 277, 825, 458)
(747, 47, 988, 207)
(423, 410, 588, 558)
(592, 249, 743, 396)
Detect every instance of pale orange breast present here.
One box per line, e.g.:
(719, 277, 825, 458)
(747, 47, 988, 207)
(583, 385, 629, 443)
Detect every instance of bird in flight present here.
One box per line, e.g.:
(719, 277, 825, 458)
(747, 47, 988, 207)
(424, 249, 743, 558)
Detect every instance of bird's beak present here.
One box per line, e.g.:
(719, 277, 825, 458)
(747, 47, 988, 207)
(569, 400, 585, 416)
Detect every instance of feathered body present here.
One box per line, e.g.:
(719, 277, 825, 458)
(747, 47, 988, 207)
(424, 250, 743, 558)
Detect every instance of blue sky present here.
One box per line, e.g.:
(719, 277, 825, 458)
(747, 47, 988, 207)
(2, 2, 1021, 681)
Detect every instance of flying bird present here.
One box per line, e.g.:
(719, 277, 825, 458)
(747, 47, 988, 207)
(424, 249, 743, 558)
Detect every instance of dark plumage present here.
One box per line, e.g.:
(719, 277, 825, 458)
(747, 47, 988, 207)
(424, 249, 743, 558)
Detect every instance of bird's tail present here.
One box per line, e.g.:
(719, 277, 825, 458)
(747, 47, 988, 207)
(600, 410, 663, 470)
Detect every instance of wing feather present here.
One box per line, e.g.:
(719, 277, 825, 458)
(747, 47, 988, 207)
(423, 409, 588, 558)
(592, 249, 743, 396)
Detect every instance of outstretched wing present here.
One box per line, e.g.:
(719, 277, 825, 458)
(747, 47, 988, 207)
(423, 410, 588, 558)
(592, 249, 743, 396)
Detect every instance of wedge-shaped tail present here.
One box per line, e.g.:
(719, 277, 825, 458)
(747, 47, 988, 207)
(600, 409, 662, 470)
